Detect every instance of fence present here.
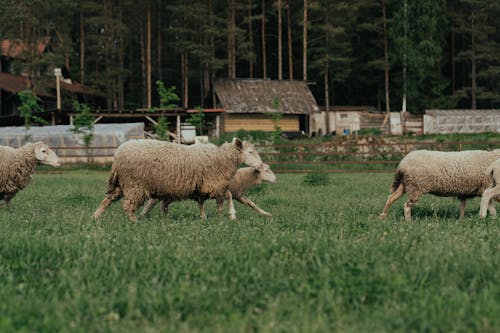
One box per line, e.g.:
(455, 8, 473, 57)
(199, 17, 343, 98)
(51, 140, 500, 173)
(256, 140, 500, 173)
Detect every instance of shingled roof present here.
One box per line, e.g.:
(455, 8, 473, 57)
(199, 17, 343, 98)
(0, 72, 103, 97)
(214, 79, 319, 115)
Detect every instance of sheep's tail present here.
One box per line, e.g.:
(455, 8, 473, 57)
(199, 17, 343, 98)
(106, 167, 121, 194)
(93, 168, 123, 219)
(391, 170, 404, 193)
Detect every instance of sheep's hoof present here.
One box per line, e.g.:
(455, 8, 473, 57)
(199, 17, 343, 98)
(262, 212, 272, 217)
(229, 214, 237, 220)
(378, 213, 387, 220)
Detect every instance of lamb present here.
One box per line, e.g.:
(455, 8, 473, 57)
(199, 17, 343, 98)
(0, 142, 61, 207)
(479, 158, 500, 218)
(379, 149, 500, 220)
(140, 163, 278, 218)
(92, 138, 263, 221)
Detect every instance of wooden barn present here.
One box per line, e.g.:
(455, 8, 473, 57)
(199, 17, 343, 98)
(1, 38, 104, 125)
(214, 79, 319, 134)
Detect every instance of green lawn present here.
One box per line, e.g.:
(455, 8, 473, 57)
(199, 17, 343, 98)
(1, 170, 499, 332)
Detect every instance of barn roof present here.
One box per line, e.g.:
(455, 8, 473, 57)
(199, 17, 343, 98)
(214, 79, 319, 115)
(1, 38, 50, 58)
(0, 72, 103, 97)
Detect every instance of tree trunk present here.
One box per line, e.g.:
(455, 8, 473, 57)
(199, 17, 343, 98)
(248, 0, 254, 78)
(79, 4, 85, 85)
(147, 0, 152, 109)
(209, 0, 217, 107)
(324, 65, 330, 135)
(104, 0, 112, 110)
(140, 22, 147, 107)
(382, 0, 390, 117)
(287, 1, 293, 80)
(450, 3, 455, 94)
(228, 0, 236, 79)
(278, 0, 282, 80)
(303, 0, 307, 81)
(262, 0, 267, 79)
(182, 52, 189, 109)
(158, 1, 163, 82)
(470, 11, 477, 110)
(118, 1, 124, 110)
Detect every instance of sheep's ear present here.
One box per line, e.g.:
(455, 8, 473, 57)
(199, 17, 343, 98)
(232, 138, 243, 151)
(35, 147, 45, 161)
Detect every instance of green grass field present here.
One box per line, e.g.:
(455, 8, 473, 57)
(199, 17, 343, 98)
(1, 170, 499, 332)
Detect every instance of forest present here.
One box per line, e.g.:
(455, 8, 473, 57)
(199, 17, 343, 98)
(0, 0, 499, 114)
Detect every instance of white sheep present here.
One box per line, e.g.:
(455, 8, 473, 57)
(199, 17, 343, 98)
(0, 142, 61, 207)
(379, 149, 500, 220)
(479, 158, 500, 218)
(92, 138, 263, 221)
(141, 163, 278, 218)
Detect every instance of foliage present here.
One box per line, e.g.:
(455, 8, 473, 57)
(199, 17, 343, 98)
(266, 98, 283, 144)
(186, 106, 205, 135)
(155, 81, 180, 110)
(153, 81, 179, 140)
(69, 101, 94, 163)
(70, 101, 94, 147)
(389, 0, 454, 113)
(1, 1, 499, 115)
(155, 116, 169, 141)
(0, 171, 499, 332)
(17, 90, 47, 140)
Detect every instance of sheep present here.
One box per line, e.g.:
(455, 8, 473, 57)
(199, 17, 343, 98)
(379, 149, 500, 221)
(479, 158, 500, 218)
(140, 163, 278, 218)
(92, 138, 263, 221)
(0, 142, 61, 207)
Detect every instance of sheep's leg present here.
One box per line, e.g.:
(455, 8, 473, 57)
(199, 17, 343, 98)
(226, 190, 237, 220)
(458, 197, 467, 219)
(0, 193, 15, 208)
(197, 199, 207, 220)
(160, 200, 170, 217)
(480, 186, 500, 218)
(122, 190, 147, 222)
(237, 196, 272, 217)
(487, 200, 497, 217)
(216, 197, 224, 216)
(93, 187, 122, 219)
(404, 193, 421, 221)
(141, 198, 160, 217)
(379, 183, 404, 220)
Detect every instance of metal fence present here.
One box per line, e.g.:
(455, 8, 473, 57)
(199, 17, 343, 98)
(52, 140, 500, 173)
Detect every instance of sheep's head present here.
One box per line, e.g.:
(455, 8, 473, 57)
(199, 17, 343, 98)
(34, 142, 61, 167)
(233, 138, 263, 169)
(256, 163, 277, 184)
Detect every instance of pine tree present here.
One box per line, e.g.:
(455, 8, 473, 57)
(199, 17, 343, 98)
(390, 0, 452, 113)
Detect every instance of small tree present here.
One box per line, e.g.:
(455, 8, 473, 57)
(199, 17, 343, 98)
(186, 106, 205, 135)
(17, 90, 47, 141)
(70, 101, 95, 164)
(267, 97, 283, 144)
(154, 81, 180, 140)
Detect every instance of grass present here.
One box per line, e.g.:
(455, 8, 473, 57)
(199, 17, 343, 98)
(1, 170, 499, 332)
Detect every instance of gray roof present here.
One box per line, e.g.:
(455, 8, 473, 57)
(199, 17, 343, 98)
(214, 79, 319, 115)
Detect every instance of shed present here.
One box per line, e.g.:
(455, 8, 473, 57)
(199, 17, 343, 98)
(214, 79, 318, 134)
(424, 109, 500, 134)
